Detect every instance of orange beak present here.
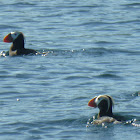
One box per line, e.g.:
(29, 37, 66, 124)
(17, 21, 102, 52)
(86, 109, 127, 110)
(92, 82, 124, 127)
(88, 97, 97, 107)
(3, 33, 13, 43)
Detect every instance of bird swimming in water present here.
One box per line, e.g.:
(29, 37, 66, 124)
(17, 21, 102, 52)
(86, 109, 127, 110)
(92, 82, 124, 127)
(3, 31, 37, 56)
(88, 95, 120, 124)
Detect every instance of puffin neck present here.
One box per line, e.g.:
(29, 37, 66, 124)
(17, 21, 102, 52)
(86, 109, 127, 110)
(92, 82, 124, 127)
(12, 34, 24, 50)
(98, 100, 113, 118)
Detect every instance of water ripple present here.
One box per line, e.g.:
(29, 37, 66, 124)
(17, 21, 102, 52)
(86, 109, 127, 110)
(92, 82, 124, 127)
(0, 0, 140, 139)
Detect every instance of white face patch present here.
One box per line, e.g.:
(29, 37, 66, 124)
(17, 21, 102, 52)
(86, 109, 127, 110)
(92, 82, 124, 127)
(11, 32, 20, 41)
(95, 95, 110, 112)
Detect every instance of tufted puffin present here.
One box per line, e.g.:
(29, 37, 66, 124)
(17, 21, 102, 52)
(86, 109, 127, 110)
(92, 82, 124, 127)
(3, 31, 37, 56)
(88, 95, 121, 124)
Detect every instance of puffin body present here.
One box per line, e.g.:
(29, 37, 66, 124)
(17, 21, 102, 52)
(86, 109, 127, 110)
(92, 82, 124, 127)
(88, 95, 120, 124)
(3, 31, 37, 56)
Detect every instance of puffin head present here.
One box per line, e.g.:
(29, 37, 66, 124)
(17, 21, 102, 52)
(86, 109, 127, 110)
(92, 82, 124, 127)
(3, 31, 25, 50)
(88, 95, 114, 118)
(3, 31, 24, 43)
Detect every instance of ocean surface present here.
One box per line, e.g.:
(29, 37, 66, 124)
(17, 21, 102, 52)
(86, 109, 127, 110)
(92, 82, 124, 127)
(0, 0, 140, 139)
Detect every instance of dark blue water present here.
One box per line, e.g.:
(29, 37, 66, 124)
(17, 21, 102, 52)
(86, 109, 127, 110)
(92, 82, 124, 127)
(0, 0, 140, 139)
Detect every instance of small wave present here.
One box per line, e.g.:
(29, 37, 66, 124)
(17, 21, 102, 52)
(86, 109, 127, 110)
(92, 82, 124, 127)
(8, 2, 36, 6)
(64, 76, 90, 81)
(95, 41, 117, 45)
(122, 3, 140, 7)
(0, 25, 19, 29)
(121, 2, 140, 11)
(81, 48, 140, 57)
(95, 73, 121, 79)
